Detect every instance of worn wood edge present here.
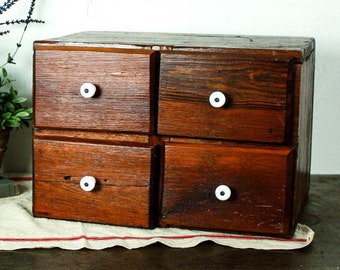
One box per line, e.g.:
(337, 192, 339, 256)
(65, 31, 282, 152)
(34, 31, 315, 62)
(33, 43, 156, 55)
(33, 128, 152, 145)
(291, 50, 315, 230)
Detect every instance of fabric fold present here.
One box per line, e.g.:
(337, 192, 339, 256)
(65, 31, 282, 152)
(0, 181, 314, 250)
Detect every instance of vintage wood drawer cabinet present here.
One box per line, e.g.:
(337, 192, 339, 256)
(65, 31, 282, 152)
(33, 32, 315, 237)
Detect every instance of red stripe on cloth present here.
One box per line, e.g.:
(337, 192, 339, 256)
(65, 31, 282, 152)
(0, 234, 307, 243)
(1, 178, 309, 245)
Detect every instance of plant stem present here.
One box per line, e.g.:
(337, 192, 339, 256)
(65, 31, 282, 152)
(0, 0, 44, 68)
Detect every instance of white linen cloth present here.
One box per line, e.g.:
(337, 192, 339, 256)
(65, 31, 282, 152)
(0, 181, 314, 250)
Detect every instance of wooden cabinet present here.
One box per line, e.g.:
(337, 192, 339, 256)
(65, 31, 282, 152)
(33, 32, 315, 237)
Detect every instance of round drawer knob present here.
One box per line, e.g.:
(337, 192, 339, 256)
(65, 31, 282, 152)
(215, 185, 231, 201)
(80, 176, 96, 192)
(209, 91, 226, 108)
(80, 83, 96, 98)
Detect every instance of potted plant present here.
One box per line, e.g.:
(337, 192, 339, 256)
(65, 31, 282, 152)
(0, 67, 33, 161)
(0, 0, 43, 197)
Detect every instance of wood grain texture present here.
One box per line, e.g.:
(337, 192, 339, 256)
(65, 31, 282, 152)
(158, 52, 290, 143)
(36, 31, 314, 62)
(160, 142, 294, 236)
(33, 181, 153, 228)
(33, 139, 158, 227)
(34, 139, 155, 186)
(33, 128, 150, 144)
(34, 49, 156, 134)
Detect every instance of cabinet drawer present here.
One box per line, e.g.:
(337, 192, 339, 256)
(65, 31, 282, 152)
(160, 142, 294, 235)
(34, 48, 156, 133)
(158, 52, 292, 143)
(33, 139, 157, 228)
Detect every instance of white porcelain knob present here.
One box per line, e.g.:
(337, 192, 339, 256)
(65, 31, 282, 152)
(209, 91, 226, 108)
(80, 83, 96, 98)
(215, 185, 231, 201)
(80, 176, 96, 192)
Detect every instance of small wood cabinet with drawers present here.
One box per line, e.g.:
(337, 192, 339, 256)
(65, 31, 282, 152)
(33, 32, 315, 238)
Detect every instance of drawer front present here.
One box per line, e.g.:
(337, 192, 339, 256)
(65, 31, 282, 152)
(33, 139, 157, 228)
(34, 48, 156, 133)
(158, 52, 292, 143)
(160, 142, 294, 235)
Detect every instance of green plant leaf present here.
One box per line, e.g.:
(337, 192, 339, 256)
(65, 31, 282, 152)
(5, 119, 20, 128)
(15, 111, 30, 118)
(2, 112, 12, 120)
(4, 102, 15, 112)
(1, 119, 6, 128)
(13, 96, 27, 104)
(7, 53, 15, 65)
(1, 68, 7, 77)
(10, 116, 21, 122)
(9, 86, 18, 96)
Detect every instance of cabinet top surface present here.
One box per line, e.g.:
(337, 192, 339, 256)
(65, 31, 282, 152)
(35, 31, 315, 61)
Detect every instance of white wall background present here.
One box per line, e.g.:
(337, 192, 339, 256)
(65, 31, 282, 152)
(0, 0, 339, 174)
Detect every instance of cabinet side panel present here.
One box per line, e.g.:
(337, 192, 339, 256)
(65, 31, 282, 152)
(292, 51, 315, 228)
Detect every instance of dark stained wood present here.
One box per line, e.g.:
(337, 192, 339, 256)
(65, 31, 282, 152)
(160, 142, 294, 236)
(34, 139, 154, 186)
(158, 52, 291, 143)
(33, 181, 153, 228)
(34, 48, 156, 134)
(33, 128, 151, 144)
(33, 32, 315, 237)
(33, 138, 157, 228)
